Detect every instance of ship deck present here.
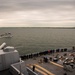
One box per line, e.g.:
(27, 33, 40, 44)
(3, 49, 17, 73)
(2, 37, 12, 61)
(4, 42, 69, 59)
(0, 52, 75, 75)
(25, 52, 75, 75)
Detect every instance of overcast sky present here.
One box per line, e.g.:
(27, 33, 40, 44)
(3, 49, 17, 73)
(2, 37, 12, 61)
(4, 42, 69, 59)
(0, 0, 75, 27)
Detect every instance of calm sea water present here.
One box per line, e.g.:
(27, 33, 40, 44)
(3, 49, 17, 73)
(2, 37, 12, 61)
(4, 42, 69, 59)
(0, 27, 75, 55)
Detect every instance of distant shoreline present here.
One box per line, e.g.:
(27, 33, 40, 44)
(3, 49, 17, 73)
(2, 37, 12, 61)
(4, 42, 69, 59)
(0, 27, 75, 29)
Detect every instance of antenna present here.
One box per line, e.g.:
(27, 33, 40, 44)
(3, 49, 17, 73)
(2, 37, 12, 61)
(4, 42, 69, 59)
(20, 58, 22, 75)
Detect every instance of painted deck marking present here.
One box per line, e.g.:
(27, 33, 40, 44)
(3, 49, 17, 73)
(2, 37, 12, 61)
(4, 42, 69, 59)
(28, 65, 48, 75)
(34, 64, 55, 75)
(31, 65, 47, 75)
(49, 61, 63, 68)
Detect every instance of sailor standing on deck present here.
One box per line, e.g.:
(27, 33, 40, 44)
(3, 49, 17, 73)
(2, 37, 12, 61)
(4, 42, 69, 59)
(72, 46, 75, 52)
(32, 65, 35, 71)
(70, 63, 74, 69)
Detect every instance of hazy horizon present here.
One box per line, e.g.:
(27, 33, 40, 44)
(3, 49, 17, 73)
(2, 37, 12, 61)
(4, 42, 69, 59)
(0, 0, 75, 27)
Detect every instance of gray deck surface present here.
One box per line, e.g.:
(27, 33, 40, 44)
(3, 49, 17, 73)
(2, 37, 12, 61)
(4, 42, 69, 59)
(0, 52, 75, 75)
(25, 52, 75, 75)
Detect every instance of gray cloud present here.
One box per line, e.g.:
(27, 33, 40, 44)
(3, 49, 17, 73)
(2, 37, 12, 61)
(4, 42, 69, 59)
(0, 0, 75, 27)
(0, 0, 75, 11)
